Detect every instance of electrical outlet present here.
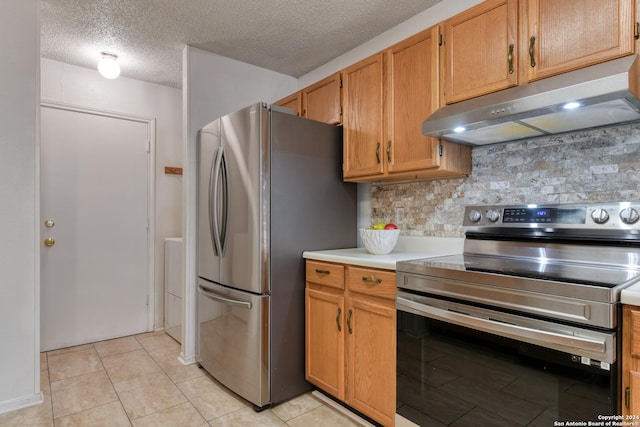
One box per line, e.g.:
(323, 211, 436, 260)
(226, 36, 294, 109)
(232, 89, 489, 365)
(395, 207, 404, 225)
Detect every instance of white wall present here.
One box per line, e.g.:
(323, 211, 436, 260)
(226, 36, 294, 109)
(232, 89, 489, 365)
(299, 0, 483, 87)
(41, 58, 183, 331)
(181, 46, 297, 363)
(0, 0, 41, 414)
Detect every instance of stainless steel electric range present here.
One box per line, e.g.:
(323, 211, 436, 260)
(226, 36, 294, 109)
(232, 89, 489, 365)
(395, 202, 640, 426)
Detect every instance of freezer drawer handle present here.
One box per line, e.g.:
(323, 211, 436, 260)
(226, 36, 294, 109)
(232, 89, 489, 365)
(199, 285, 252, 309)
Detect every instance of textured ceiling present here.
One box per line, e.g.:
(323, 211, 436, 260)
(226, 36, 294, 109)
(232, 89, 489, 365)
(40, 0, 442, 89)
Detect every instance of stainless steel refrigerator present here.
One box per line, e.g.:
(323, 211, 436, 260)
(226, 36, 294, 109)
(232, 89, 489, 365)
(197, 102, 357, 409)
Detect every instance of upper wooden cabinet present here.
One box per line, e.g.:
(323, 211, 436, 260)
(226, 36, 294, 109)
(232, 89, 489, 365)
(343, 27, 471, 183)
(275, 72, 342, 125)
(444, 0, 519, 104)
(522, 0, 636, 82)
(443, 0, 637, 104)
(302, 72, 342, 125)
(275, 92, 302, 116)
(342, 52, 385, 179)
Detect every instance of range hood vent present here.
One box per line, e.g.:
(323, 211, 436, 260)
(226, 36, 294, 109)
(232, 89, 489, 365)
(422, 55, 640, 145)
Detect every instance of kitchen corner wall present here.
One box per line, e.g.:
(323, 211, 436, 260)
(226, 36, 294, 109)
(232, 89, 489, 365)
(370, 123, 640, 237)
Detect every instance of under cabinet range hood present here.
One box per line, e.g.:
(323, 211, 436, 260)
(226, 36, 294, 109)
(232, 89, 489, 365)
(423, 54, 640, 145)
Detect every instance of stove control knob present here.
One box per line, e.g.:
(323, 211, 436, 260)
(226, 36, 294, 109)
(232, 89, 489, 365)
(620, 207, 640, 224)
(468, 209, 482, 223)
(591, 208, 610, 224)
(486, 209, 501, 223)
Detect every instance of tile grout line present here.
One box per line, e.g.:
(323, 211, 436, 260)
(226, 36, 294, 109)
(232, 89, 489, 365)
(92, 342, 133, 427)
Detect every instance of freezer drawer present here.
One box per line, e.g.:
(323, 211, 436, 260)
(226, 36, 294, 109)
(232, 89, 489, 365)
(198, 279, 269, 407)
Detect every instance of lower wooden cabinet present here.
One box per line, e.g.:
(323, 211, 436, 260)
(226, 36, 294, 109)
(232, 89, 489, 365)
(623, 305, 640, 414)
(305, 260, 396, 426)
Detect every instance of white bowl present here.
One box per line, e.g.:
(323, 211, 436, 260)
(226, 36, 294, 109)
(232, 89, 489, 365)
(359, 228, 400, 255)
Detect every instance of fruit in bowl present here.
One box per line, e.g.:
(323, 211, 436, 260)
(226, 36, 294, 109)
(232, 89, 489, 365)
(360, 224, 400, 255)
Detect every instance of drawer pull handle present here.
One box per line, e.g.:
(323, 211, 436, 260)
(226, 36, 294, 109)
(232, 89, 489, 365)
(315, 269, 331, 274)
(347, 309, 353, 334)
(362, 275, 382, 284)
(336, 307, 342, 332)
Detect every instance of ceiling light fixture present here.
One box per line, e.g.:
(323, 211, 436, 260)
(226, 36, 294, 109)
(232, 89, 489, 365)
(97, 52, 120, 79)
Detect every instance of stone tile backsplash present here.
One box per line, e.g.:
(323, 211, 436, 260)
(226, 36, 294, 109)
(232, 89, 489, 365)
(370, 123, 640, 238)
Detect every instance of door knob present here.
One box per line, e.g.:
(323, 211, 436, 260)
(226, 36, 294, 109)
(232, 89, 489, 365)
(44, 237, 55, 247)
(44, 219, 55, 228)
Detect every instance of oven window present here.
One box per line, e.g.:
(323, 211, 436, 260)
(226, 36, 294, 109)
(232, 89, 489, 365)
(397, 311, 616, 426)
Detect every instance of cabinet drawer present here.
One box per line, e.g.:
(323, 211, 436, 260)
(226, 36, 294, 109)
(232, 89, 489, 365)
(306, 261, 345, 290)
(346, 266, 396, 300)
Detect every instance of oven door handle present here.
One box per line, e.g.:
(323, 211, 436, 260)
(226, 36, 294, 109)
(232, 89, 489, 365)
(397, 296, 609, 360)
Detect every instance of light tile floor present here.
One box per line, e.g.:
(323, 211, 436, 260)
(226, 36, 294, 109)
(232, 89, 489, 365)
(0, 332, 363, 427)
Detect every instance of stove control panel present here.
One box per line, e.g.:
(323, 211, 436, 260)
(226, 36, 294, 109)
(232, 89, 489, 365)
(464, 202, 640, 230)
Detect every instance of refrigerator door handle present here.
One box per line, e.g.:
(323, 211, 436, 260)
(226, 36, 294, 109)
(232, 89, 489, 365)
(210, 146, 229, 256)
(198, 285, 253, 309)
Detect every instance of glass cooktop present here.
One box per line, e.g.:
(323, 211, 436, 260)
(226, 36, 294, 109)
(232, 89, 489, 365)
(399, 254, 640, 288)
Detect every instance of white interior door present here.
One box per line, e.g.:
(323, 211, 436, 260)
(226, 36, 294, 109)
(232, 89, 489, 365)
(41, 105, 152, 351)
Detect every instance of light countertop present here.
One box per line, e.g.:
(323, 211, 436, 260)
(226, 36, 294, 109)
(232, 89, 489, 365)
(622, 283, 640, 306)
(303, 236, 464, 270)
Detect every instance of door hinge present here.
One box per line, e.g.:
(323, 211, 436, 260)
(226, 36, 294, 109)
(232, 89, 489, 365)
(439, 144, 443, 157)
(635, 22, 639, 39)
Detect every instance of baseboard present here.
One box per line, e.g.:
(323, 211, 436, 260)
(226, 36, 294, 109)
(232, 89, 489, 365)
(0, 391, 43, 415)
(177, 352, 197, 366)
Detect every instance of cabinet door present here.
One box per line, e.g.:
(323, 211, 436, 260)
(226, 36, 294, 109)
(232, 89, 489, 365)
(275, 92, 302, 116)
(386, 25, 441, 174)
(524, 0, 634, 82)
(630, 371, 640, 415)
(444, 0, 518, 104)
(342, 53, 385, 179)
(305, 287, 345, 400)
(303, 72, 341, 125)
(623, 306, 640, 415)
(346, 295, 396, 426)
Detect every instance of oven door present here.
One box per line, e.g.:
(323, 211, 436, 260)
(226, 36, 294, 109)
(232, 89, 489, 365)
(396, 291, 619, 427)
